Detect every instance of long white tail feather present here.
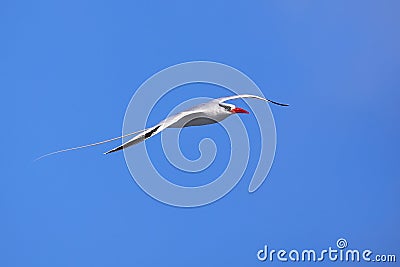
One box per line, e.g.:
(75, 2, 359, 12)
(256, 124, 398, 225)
(35, 129, 147, 161)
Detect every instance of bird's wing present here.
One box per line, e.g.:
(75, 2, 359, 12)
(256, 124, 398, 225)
(104, 110, 204, 154)
(103, 124, 162, 154)
(218, 94, 289, 106)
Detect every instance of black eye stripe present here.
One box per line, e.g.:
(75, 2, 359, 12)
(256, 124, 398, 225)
(219, 103, 232, 111)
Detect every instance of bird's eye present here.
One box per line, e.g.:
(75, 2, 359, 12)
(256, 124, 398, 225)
(219, 103, 232, 111)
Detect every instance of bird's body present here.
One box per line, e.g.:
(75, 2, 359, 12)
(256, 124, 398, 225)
(36, 94, 288, 160)
(163, 100, 229, 128)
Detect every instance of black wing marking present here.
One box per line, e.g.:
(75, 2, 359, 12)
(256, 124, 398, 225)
(144, 125, 161, 139)
(104, 125, 162, 154)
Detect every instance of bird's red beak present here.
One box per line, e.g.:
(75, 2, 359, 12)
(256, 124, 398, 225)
(231, 107, 249, 114)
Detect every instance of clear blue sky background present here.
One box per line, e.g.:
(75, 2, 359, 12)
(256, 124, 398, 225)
(1, 1, 399, 266)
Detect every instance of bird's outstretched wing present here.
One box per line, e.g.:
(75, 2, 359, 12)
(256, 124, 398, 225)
(104, 110, 204, 154)
(218, 94, 289, 106)
(103, 125, 162, 154)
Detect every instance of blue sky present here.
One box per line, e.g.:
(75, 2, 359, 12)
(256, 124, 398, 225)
(1, 1, 399, 266)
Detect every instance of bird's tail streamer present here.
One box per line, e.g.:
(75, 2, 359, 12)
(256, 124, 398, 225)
(34, 129, 147, 161)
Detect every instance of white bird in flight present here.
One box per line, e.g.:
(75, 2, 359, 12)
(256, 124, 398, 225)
(37, 94, 288, 160)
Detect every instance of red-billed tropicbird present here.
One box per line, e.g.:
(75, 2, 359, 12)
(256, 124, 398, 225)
(36, 94, 287, 160)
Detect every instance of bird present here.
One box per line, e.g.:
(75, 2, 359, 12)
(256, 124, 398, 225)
(36, 94, 288, 160)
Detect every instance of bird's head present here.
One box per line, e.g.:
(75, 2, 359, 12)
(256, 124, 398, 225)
(219, 103, 249, 115)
